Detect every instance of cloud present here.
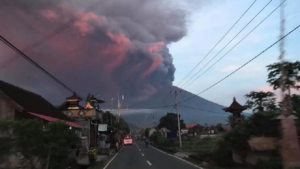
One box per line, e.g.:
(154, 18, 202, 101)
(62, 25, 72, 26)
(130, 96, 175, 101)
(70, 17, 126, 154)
(40, 9, 57, 19)
(0, 0, 193, 106)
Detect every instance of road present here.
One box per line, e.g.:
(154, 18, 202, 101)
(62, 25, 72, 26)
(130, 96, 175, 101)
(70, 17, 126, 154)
(104, 140, 202, 169)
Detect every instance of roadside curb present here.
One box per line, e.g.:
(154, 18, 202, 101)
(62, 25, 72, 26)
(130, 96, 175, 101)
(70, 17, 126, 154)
(149, 145, 204, 169)
(103, 147, 123, 169)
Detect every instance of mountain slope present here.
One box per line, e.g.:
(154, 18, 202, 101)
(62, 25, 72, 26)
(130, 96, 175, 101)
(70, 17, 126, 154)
(122, 86, 233, 126)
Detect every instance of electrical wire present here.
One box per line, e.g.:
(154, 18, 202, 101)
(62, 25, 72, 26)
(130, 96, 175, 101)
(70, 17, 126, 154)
(149, 1, 258, 112)
(180, 0, 274, 88)
(0, 36, 75, 93)
(183, 0, 285, 88)
(176, 0, 257, 87)
(0, 0, 102, 69)
(179, 23, 300, 104)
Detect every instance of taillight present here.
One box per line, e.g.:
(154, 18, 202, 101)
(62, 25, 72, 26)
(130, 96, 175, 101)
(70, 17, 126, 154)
(123, 139, 126, 144)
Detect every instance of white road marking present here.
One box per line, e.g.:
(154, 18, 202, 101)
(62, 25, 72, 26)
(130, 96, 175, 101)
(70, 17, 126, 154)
(146, 160, 152, 166)
(139, 149, 141, 151)
(103, 148, 122, 169)
(141, 153, 144, 156)
(149, 145, 203, 169)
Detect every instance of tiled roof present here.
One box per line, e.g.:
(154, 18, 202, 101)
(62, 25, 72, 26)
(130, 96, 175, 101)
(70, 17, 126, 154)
(66, 92, 82, 100)
(0, 80, 71, 121)
(186, 123, 197, 129)
(223, 97, 249, 112)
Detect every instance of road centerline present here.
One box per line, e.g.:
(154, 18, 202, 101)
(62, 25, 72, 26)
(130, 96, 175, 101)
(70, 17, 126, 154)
(146, 160, 152, 166)
(141, 153, 144, 156)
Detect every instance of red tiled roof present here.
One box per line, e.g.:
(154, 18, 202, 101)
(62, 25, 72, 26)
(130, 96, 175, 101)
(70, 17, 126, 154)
(0, 80, 71, 121)
(29, 112, 83, 128)
(222, 126, 231, 131)
(186, 124, 197, 129)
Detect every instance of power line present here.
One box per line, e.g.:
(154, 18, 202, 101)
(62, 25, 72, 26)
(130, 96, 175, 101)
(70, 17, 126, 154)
(183, 0, 285, 88)
(0, 36, 75, 93)
(1, 0, 102, 69)
(179, 23, 300, 104)
(180, 0, 274, 88)
(157, 90, 173, 108)
(176, 0, 257, 87)
(151, 1, 257, 112)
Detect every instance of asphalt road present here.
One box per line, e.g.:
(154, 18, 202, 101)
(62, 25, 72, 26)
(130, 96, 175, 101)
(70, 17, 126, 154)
(104, 140, 202, 169)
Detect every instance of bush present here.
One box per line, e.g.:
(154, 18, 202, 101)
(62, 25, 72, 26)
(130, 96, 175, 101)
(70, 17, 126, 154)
(210, 137, 233, 167)
(88, 149, 98, 164)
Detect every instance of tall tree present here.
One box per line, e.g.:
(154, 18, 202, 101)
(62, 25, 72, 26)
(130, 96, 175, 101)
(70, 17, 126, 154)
(157, 113, 186, 131)
(267, 61, 300, 93)
(245, 91, 278, 113)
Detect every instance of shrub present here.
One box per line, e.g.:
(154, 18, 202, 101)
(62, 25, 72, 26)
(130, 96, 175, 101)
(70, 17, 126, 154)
(88, 149, 98, 164)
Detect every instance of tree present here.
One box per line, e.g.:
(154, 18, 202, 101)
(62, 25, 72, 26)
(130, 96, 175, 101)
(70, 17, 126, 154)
(245, 91, 278, 113)
(144, 128, 150, 138)
(290, 94, 300, 127)
(267, 61, 300, 92)
(102, 111, 116, 127)
(0, 119, 80, 169)
(157, 113, 186, 131)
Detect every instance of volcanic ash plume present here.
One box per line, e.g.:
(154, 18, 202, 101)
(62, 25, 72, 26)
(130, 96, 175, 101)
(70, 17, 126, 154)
(0, 0, 187, 105)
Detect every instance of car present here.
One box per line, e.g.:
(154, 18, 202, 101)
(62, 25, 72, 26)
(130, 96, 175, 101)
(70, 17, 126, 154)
(123, 135, 133, 146)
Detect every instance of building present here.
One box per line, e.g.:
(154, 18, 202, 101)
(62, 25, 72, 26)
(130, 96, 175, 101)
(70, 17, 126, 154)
(0, 80, 81, 127)
(186, 123, 197, 130)
(188, 124, 203, 136)
(158, 127, 171, 137)
(223, 97, 249, 127)
(0, 80, 83, 168)
(58, 93, 106, 149)
(148, 128, 157, 137)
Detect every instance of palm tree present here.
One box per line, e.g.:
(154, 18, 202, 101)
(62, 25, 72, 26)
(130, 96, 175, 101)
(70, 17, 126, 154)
(245, 91, 277, 113)
(267, 61, 300, 94)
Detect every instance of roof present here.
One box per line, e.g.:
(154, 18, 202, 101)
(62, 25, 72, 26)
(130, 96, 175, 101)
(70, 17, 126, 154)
(158, 127, 170, 132)
(66, 92, 82, 100)
(29, 112, 83, 128)
(186, 123, 197, 129)
(90, 95, 105, 103)
(222, 126, 232, 131)
(223, 97, 249, 112)
(0, 80, 71, 121)
(188, 124, 203, 133)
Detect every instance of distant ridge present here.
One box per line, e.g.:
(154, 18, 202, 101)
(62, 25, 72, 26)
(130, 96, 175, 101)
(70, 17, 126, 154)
(122, 86, 235, 126)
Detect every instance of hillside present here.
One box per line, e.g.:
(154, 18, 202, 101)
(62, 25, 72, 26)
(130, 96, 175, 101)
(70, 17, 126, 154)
(121, 86, 238, 126)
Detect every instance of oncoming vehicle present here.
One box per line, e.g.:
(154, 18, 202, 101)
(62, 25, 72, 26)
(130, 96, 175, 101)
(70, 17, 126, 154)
(123, 135, 133, 146)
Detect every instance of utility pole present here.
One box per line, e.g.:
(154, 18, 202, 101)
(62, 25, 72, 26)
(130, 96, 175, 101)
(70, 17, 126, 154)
(111, 98, 113, 128)
(277, 1, 300, 168)
(175, 91, 182, 148)
(152, 113, 155, 128)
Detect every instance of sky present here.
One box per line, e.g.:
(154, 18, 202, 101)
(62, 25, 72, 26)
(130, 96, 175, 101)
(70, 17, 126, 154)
(0, 0, 299, 108)
(170, 0, 300, 106)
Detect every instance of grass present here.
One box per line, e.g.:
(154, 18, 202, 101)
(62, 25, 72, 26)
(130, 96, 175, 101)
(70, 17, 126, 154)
(173, 137, 213, 152)
(87, 161, 104, 169)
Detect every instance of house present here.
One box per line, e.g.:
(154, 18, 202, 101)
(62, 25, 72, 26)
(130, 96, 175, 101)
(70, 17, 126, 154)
(186, 123, 197, 130)
(0, 80, 82, 127)
(148, 128, 156, 137)
(158, 127, 171, 137)
(58, 93, 106, 150)
(0, 80, 83, 168)
(188, 124, 203, 136)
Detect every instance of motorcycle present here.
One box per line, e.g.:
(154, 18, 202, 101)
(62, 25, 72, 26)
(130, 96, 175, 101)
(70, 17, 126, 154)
(145, 142, 148, 147)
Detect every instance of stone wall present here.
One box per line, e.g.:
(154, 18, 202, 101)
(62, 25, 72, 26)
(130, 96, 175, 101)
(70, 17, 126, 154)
(0, 91, 18, 120)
